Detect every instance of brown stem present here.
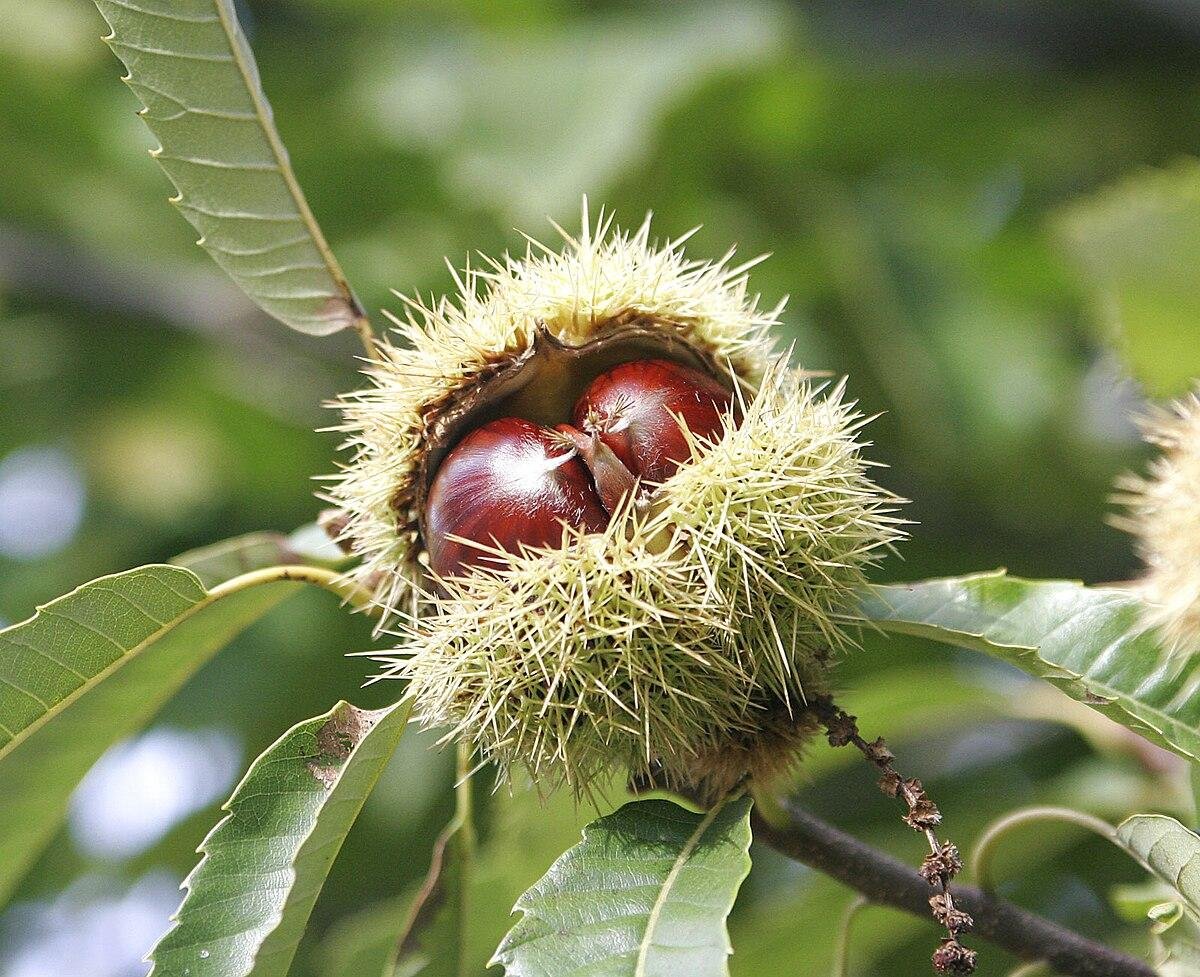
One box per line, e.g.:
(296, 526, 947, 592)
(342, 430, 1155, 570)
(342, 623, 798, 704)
(752, 803, 1154, 977)
(810, 694, 975, 972)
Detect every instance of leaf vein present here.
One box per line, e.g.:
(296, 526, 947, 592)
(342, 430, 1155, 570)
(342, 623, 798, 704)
(110, 40, 235, 62)
(99, 0, 220, 23)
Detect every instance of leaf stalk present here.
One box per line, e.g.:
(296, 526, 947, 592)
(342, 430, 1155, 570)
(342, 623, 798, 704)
(971, 807, 1120, 894)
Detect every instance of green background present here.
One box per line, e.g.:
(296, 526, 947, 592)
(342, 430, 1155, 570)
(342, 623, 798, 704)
(0, 0, 1197, 973)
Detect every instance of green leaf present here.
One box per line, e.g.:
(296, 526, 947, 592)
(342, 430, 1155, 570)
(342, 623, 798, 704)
(1057, 160, 1200, 396)
(1116, 815, 1200, 925)
(859, 571, 1200, 761)
(1191, 765, 1200, 830)
(389, 814, 473, 977)
(1149, 901, 1187, 933)
(492, 796, 753, 977)
(93, 0, 363, 336)
(1114, 815, 1200, 974)
(0, 564, 299, 905)
(1110, 881, 1183, 926)
(151, 698, 412, 977)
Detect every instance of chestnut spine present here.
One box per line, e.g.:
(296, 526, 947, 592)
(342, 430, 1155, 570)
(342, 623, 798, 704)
(1113, 385, 1200, 653)
(328, 206, 905, 797)
(376, 358, 905, 796)
(325, 206, 781, 621)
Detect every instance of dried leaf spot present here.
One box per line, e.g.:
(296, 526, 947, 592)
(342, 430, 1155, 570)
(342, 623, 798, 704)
(307, 704, 373, 787)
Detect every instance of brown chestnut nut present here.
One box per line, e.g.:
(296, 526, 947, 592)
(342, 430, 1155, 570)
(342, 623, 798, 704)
(572, 358, 734, 485)
(424, 358, 737, 580)
(424, 417, 608, 579)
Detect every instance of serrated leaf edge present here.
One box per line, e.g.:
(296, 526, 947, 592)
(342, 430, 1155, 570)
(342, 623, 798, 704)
(148, 697, 411, 977)
(0, 565, 209, 761)
(491, 795, 753, 976)
(861, 571, 1197, 761)
(95, 0, 364, 336)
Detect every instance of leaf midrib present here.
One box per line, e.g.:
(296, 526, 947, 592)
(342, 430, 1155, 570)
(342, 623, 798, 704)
(209, 0, 352, 305)
(0, 567, 279, 764)
(634, 800, 726, 975)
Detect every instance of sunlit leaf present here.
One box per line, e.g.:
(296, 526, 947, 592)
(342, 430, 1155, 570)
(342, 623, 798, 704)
(0, 564, 299, 905)
(93, 0, 364, 336)
(492, 796, 753, 977)
(151, 698, 412, 977)
(860, 572, 1200, 761)
(1057, 160, 1200, 396)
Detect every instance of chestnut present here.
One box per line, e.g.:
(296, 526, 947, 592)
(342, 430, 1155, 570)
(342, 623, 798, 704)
(424, 417, 608, 579)
(572, 358, 734, 485)
(424, 358, 736, 580)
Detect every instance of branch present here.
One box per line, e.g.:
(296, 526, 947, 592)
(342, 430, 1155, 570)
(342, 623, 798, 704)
(752, 802, 1155, 977)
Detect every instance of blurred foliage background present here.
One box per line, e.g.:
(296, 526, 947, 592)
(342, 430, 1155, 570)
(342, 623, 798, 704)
(2, 0, 1199, 974)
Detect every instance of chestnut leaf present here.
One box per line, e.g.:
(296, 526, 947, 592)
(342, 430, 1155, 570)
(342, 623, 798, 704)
(860, 571, 1200, 761)
(1115, 815, 1200, 974)
(491, 796, 753, 977)
(93, 0, 364, 337)
(0, 564, 300, 908)
(150, 698, 412, 977)
(1116, 816, 1200, 926)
